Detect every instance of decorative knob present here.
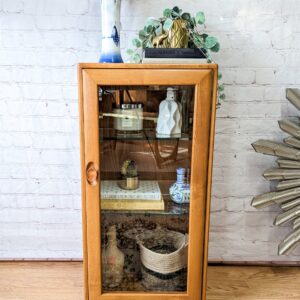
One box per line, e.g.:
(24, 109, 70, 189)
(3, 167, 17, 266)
(86, 162, 98, 186)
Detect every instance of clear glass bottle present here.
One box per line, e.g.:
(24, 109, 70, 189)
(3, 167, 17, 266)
(102, 225, 125, 288)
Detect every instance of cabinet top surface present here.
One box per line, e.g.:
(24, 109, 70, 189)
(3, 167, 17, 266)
(78, 63, 218, 70)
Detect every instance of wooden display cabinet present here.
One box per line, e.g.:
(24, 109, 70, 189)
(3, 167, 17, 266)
(78, 64, 218, 300)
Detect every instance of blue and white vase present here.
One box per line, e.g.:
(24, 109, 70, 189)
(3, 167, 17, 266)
(169, 168, 190, 204)
(99, 0, 123, 63)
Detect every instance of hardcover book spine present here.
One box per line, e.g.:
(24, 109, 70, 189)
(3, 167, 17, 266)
(142, 58, 208, 64)
(101, 199, 165, 210)
(144, 48, 206, 59)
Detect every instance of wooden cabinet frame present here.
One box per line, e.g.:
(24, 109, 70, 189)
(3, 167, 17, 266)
(78, 64, 218, 300)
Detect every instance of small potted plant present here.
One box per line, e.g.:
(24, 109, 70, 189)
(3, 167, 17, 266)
(126, 6, 225, 105)
(119, 159, 139, 190)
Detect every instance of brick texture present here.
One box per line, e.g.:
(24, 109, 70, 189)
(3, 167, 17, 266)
(0, 0, 299, 261)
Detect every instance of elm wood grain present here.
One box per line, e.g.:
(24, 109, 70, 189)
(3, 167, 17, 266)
(207, 266, 300, 300)
(78, 63, 218, 70)
(82, 70, 102, 299)
(0, 262, 84, 300)
(78, 65, 89, 300)
(202, 64, 218, 300)
(79, 65, 217, 299)
(187, 76, 213, 298)
(1, 263, 300, 300)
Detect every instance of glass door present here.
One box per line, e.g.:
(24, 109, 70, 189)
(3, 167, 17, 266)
(81, 66, 215, 299)
(99, 85, 194, 292)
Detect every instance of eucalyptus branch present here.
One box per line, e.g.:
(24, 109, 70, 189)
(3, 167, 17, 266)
(126, 6, 225, 106)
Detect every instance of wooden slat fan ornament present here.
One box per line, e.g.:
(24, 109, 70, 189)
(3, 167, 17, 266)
(252, 88, 300, 255)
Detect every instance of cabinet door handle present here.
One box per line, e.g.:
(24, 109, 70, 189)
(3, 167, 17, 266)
(86, 162, 98, 186)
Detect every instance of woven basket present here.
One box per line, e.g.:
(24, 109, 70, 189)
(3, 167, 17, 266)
(136, 227, 188, 275)
(116, 220, 157, 281)
(140, 265, 185, 291)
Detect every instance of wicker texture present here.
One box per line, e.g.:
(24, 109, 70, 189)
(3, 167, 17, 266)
(137, 228, 188, 274)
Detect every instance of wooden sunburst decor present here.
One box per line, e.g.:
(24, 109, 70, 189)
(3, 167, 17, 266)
(252, 88, 300, 255)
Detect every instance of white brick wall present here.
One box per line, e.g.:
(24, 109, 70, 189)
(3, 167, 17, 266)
(0, 0, 299, 262)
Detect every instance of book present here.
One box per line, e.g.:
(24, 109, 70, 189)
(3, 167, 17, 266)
(144, 48, 206, 59)
(101, 198, 165, 211)
(142, 57, 208, 64)
(101, 180, 165, 210)
(101, 180, 162, 200)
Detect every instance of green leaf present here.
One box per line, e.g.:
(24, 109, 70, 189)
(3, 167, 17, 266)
(218, 72, 222, 80)
(163, 18, 173, 31)
(132, 38, 142, 48)
(138, 30, 147, 40)
(200, 33, 208, 40)
(171, 6, 180, 18)
(191, 32, 205, 48)
(195, 11, 205, 24)
(219, 93, 226, 100)
(191, 17, 196, 27)
(172, 6, 180, 13)
(142, 39, 148, 49)
(146, 17, 161, 28)
(205, 36, 218, 48)
(126, 49, 134, 55)
(194, 38, 204, 48)
(163, 8, 172, 18)
(146, 25, 153, 34)
(210, 42, 220, 52)
(218, 84, 225, 92)
(133, 53, 141, 63)
(181, 13, 191, 21)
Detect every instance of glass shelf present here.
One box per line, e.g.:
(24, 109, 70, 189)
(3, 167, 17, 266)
(100, 128, 192, 141)
(100, 180, 189, 216)
(101, 197, 189, 216)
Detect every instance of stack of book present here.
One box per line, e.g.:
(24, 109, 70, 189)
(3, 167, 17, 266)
(142, 48, 207, 64)
(101, 180, 164, 210)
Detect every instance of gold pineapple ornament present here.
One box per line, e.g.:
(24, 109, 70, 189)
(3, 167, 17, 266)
(169, 19, 188, 48)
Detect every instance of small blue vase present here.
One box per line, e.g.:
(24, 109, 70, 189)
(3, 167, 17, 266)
(169, 168, 190, 204)
(99, 0, 123, 63)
